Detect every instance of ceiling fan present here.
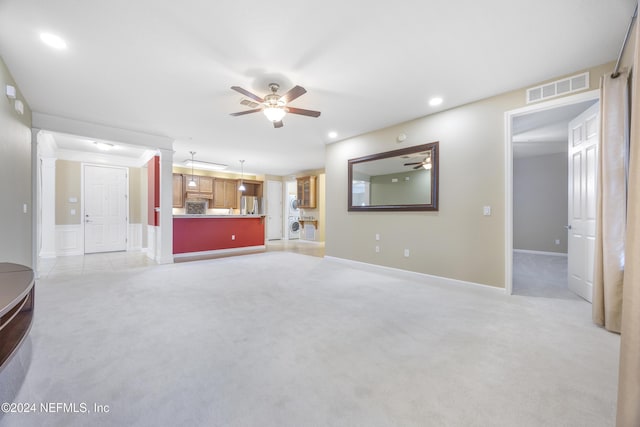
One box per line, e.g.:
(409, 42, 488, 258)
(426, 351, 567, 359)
(404, 155, 432, 170)
(230, 83, 321, 128)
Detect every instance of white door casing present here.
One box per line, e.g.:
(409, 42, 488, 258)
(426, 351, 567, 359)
(84, 164, 128, 253)
(266, 180, 283, 240)
(567, 103, 599, 302)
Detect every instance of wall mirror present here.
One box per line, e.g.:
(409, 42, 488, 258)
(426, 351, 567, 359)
(348, 141, 438, 211)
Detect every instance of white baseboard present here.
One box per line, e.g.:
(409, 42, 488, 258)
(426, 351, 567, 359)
(513, 249, 567, 257)
(173, 245, 266, 260)
(55, 224, 83, 256)
(323, 256, 505, 293)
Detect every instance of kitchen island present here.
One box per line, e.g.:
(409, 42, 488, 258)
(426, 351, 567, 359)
(173, 215, 265, 259)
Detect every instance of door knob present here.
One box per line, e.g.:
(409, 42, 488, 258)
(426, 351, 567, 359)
(564, 225, 572, 230)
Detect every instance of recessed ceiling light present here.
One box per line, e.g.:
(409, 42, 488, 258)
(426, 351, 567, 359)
(429, 97, 443, 107)
(94, 141, 114, 151)
(40, 32, 67, 50)
(328, 131, 338, 139)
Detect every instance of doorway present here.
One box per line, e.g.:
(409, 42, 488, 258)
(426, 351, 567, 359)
(505, 90, 600, 297)
(83, 164, 128, 253)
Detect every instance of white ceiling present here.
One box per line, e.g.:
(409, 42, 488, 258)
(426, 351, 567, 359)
(0, 1, 635, 175)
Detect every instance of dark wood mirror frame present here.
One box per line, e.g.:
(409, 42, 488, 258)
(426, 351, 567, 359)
(348, 141, 439, 212)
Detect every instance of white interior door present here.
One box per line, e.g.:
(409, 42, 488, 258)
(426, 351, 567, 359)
(266, 180, 283, 240)
(567, 102, 599, 302)
(84, 165, 128, 253)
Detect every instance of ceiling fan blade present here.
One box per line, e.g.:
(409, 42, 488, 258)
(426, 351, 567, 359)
(404, 162, 423, 166)
(281, 85, 307, 103)
(231, 86, 264, 103)
(413, 165, 423, 170)
(287, 107, 321, 117)
(273, 120, 284, 128)
(230, 108, 262, 116)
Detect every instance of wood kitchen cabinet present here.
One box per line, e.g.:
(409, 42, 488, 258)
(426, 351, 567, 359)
(212, 178, 238, 209)
(241, 179, 263, 198)
(296, 176, 317, 208)
(173, 174, 184, 207)
(185, 175, 213, 199)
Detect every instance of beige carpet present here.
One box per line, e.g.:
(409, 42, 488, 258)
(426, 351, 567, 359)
(0, 252, 619, 426)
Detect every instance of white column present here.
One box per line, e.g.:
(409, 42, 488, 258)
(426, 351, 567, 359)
(39, 157, 57, 258)
(156, 148, 174, 264)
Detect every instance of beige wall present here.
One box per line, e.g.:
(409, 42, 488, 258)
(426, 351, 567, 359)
(325, 62, 613, 288)
(514, 153, 568, 253)
(0, 56, 33, 267)
(55, 160, 81, 225)
(129, 167, 142, 224)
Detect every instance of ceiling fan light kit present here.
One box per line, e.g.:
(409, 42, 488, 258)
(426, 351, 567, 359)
(230, 82, 320, 128)
(263, 106, 287, 122)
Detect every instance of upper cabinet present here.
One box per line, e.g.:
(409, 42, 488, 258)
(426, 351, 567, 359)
(212, 178, 238, 209)
(185, 175, 213, 199)
(241, 179, 263, 198)
(296, 176, 317, 208)
(173, 174, 184, 207)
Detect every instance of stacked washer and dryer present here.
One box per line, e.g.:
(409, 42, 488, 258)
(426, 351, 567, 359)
(287, 195, 301, 239)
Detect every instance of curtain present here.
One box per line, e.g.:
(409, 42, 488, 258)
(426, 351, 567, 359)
(593, 72, 628, 333)
(617, 22, 640, 427)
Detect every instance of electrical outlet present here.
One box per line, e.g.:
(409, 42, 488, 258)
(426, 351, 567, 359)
(404, 249, 410, 257)
(231, 235, 235, 240)
(375, 246, 380, 253)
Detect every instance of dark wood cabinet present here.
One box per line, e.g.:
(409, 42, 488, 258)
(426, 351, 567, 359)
(296, 176, 317, 208)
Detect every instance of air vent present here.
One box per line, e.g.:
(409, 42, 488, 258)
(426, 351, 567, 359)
(526, 72, 589, 104)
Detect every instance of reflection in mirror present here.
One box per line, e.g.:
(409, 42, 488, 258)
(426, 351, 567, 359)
(348, 142, 438, 211)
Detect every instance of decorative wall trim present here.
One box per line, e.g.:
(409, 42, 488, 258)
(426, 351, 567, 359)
(173, 245, 266, 260)
(127, 223, 143, 251)
(55, 224, 83, 256)
(513, 249, 567, 257)
(324, 256, 506, 294)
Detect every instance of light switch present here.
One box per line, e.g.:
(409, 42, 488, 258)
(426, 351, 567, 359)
(483, 206, 492, 216)
(23, 204, 27, 214)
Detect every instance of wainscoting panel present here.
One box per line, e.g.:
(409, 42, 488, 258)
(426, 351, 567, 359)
(128, 223, 143, 251)
(55, 224, 83, 256)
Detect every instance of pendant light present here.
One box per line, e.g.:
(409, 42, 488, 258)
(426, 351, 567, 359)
(238, 160, 246, 192)
(188, 151, 197, 187)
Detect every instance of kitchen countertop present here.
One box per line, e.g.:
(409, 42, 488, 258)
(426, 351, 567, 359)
(173, 214, 265, 218)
